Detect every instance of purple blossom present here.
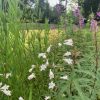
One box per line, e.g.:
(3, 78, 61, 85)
(50, 24, 56, 30)
(73, 7, 80, 17)
(79, 17, 85, 28)
(97, 12, 100, 17)
(90, 19, 98, 32)
(55, 4, 65, 15)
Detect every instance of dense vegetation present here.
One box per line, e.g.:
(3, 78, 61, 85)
(1, 0, 100, 23)
(0, 0, 100, 100)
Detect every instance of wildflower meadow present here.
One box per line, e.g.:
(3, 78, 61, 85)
(0, 0, 100, 100)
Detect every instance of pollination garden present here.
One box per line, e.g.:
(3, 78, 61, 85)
(0, 0, 100, 100)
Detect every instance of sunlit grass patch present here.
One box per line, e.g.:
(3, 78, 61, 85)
(23, 29, 64, 48)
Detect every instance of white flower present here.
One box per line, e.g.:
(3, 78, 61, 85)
(0, 74, 3, 76)
(63, 58, 73, 65)
(0, 73, 11, 79)
(40, 64, 47, 71)
(49, 81, 55, 89)
(47, 45, 52, 53)
(0, 82, 2, 87)
(29, 68, 33, 73)
(60, 75, 68, 80)
(29, 65, 35, 73)
(45, 59, 49, 66)
(0, 84, 11, 96)
(40, 59, 49, 71)
(45, 96, 51, 100)
(1, 84, 9, 91)
(5, 73, 12, 79)
(62, 93, 66, 97)
(38, 53, 46, 59)
(52, 63, 57, 68)
(49, 69, 54, 80)
(28, 73, 36, 80)
(63, 39, 73, 46)
(58, 43, 62, 47)
(1, 89, 11, 96)
(31, 65, 35, 69)
(63, 52, 71, 57)
(19, 96, 24, 100)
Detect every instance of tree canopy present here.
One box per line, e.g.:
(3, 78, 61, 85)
(82, 0, 100, 18)
(1, 0, 100, 23)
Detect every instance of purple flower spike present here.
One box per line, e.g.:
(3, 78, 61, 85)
(73, 7, 80, 17)
(79, 17, 85, 28)
(90, 19, 98, 32)
(97, 12, 100, 17)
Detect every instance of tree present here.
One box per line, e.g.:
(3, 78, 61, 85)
(82, 0, 100, 19)
(34, 0, 47, 22)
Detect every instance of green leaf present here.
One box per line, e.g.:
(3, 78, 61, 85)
(29, 85, 33, 100)
(75, 69, 95, 79)
(74, 80, 90, 100)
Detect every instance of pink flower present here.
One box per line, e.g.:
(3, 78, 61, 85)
(97, 12, 100, 17)
(90, 19, 98, 32)
(73, 7, 80, 17)
(79, 17, 85, 28)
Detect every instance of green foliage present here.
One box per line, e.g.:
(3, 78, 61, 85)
(83, 0, 100, 18)
(0, 0, 100, 100)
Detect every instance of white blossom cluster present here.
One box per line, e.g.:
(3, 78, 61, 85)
(0, 39, 73, 99)
(63, 39, 73, 65)
(19, 96, 24, 100)
(0, 73, 11, 79)
(28, 65, 36, 80)
(0, 72, 12, 96)
(0, 83, 11, 96)
(27, 39, 74, 100)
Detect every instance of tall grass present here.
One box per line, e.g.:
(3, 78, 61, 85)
(0, 0, 65, 99)
(0, 0, 100, 100)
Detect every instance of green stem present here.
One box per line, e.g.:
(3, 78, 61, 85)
(90, 31, 98, 98)
(29, 84, 33, 100)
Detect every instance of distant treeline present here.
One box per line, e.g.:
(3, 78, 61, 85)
(1, 0, 100, 24)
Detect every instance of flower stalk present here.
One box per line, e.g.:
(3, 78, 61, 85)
(90, 20, 98, 99)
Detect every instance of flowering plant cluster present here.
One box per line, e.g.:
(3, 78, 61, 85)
(0, 0, 100, 100)
(26, 38, 74, 100)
